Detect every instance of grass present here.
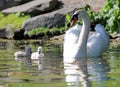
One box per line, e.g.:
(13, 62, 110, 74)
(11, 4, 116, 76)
(0, 12, 65, 38)
(27, 27, 65, 38)
(0, 12, 30, 29)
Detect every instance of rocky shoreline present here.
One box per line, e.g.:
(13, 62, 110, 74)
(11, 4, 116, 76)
(0, 0, 119, 40)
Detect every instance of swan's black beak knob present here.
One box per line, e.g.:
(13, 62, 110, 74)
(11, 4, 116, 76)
(71, 13, 79, 20)
(71, 14, 79, 26)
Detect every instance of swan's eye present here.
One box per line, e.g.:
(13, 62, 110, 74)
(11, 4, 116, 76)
(71, 14, 79, 20)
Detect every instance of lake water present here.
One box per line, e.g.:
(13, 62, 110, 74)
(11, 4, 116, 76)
(0, 40, 119, 87)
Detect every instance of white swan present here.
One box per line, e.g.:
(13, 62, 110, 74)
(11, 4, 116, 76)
(31, 46, 44, 60)
(14, 46, 31, 58)
(63, 10, 109, 62)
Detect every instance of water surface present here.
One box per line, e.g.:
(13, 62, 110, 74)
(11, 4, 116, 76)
(0, 40, 119, 87)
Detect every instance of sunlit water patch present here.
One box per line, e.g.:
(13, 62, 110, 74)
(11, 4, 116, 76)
(0, 40, 119, 87)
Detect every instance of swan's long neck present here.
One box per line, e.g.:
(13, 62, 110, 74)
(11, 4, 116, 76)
(72, 12, 90, 60)
(78, 14, 90, 47)
(72, 12, 90, 59)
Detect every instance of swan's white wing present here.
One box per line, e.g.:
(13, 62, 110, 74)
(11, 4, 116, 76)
(87, 32, 104, 55)
(95, 24, 110, 44)
(87, 24, 109, 57)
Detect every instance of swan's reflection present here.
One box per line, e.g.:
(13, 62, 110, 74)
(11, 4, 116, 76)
(64, 58, 91, 87)
(32, 58, 43, 70)
(64, 57, 110, 87)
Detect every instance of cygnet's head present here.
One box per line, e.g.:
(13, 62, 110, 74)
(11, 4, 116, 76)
(38, 46, 42, 54)
(25, 46, 31, 55)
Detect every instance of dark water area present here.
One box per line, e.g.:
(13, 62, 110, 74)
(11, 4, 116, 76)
(0, 40, 119, 87)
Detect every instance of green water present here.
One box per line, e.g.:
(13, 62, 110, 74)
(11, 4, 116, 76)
(0, 40, 119, 87)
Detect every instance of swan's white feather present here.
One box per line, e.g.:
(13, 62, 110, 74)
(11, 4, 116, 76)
(63, 23, 109, 62)
(87, 24, 109, 57)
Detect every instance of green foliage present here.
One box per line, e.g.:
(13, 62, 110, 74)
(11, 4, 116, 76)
(28, 27, 48, 37)
(0, 13, 4, 20)
(65, 0, 120, 33)
(101, 0, 120, 33)
(65, 13, 71, 22)
(27, 27, 65, 37)
(65, 13, 71, 28)
(83, 1, 120, 33)
(0, 12, 30, 29)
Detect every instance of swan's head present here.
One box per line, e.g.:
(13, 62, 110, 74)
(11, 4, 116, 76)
(38, 46, 42, 54)
(71, 10, 88, 26)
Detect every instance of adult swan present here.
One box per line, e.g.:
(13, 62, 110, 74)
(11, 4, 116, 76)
(63, 10, 109, 62)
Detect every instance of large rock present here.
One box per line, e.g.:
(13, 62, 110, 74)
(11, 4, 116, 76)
(22, 11, 66, 35)
(0, 24, 16, 39)
(0, 28, 14, 39)
(0, 0, 106, 39)
(21, 0, 84, 35)
(0, 29, 6, 38)
(1, 0, 62, 16)
(0, 0, 18, 11)
(0, 0, 33, 11)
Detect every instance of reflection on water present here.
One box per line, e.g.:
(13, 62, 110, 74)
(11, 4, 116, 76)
(0, 40, 64, 87)
(64, 58, 90, 87)
(64, 57, 110, 87)
(87, 57, 110, 87)
(15, 52, 43, 70)
(0, 40, 119, 87)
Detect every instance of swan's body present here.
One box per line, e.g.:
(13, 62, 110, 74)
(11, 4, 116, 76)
(87, 24, 109, 57)
(63, 10, 109, 62)
(31, 46, 44, 60)
(14, 46, 31, 58)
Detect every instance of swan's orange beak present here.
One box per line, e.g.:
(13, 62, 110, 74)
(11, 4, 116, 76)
(71, 15, 78, 26)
